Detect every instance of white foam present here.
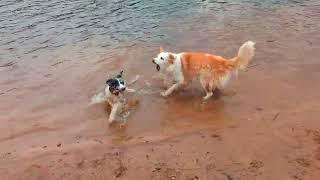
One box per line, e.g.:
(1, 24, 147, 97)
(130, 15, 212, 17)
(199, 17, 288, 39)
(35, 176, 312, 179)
(89, 91, 107, 105)
(127, 75, 140, 86)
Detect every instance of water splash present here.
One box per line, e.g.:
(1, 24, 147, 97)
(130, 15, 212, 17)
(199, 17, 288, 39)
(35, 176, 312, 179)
(90, 91, 107, 105)
(89, 75, 140, 106)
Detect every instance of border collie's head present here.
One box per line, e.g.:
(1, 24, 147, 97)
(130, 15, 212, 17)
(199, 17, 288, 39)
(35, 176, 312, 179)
(106, 71, 126, 95)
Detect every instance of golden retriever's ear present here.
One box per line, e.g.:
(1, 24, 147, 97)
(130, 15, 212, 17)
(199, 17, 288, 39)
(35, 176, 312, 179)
(159, 46, 164, 52)
(168, 54, 174, 64)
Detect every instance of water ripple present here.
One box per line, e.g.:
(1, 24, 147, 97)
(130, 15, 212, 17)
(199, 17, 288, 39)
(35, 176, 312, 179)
(0, 0, 318, 63)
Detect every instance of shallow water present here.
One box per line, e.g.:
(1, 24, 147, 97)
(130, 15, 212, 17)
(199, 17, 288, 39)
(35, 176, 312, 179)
(0, 0, 320, 177)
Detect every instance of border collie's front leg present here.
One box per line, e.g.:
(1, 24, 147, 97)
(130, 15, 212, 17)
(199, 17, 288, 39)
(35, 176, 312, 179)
(126, 88, 135, 93)
(108, 102, 120, 124)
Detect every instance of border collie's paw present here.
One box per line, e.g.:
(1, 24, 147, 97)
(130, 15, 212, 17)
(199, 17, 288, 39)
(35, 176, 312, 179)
(161, 91, 168, 97)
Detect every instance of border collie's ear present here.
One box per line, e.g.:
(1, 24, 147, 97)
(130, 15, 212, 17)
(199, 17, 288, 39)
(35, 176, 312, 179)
(160, 46, 164, 53)
(168, 54, 174, 64)
(106, 79, 112, 85)
(116, 71, 123, 78)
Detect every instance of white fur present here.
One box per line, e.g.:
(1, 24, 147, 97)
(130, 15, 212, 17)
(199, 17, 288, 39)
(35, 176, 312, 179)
(217, 71, 232, 89)
(216, 41, 255, 89)
(153, 52, 182, 79)
(153, 41, 255, 100)
(237, 41, 255, 70)
(153, 52, 185, 97)
(104, 85, 124, 123)
(90, 76, 139, 124)
(166, 53, 184, 82)
(90, 92, 107, 105)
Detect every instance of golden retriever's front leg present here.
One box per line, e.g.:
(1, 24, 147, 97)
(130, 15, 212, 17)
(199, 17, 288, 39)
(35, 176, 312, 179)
(163, 77, 175, 89)
(161, 81, 184, 97)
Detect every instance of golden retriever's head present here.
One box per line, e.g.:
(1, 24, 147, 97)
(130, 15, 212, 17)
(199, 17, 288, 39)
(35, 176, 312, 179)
(152, 47, 175, 71)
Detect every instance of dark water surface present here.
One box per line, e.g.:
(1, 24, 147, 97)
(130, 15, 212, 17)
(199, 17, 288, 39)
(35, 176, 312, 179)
(1, 0, 318, 61)
(0, 0, 319, 161)
(0, 0, 227, 59)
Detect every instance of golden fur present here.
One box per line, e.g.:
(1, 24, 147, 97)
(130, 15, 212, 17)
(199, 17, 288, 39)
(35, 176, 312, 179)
(153, 41, 255, 100)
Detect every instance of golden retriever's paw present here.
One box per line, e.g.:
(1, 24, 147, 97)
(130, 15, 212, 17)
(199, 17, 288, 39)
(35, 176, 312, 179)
(108, 118, 116, 125)
(119, 122, 127, 128)
(203, 92, 213, 101)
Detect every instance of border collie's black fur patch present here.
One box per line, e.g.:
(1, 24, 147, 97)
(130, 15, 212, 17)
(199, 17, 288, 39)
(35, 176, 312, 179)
(106, 71, 126, 95)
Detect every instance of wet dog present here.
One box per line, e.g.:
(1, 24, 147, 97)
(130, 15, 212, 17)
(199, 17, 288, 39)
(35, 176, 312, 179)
(152, 41, 255, 100)
(104, 71, 135, 123)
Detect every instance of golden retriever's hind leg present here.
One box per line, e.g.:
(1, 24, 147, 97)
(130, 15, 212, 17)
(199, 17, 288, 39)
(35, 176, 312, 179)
(200, 76, 215, 100)
(204, 84, 216, 100)
(203, 91, 213, 100)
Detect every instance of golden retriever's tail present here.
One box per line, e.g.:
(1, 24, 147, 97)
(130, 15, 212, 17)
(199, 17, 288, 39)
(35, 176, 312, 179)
(234, 41, 255, 70)
(218, 41, 255, 89)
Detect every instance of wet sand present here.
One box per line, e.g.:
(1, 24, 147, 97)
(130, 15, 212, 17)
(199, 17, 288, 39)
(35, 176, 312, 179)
(1, 0, 320, 179)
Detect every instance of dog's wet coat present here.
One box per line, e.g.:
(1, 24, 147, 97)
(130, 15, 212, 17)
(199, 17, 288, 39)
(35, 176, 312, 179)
(106, 71, 126, 95)
(103, 71, 136, 124)
(152, 41, 255, 100)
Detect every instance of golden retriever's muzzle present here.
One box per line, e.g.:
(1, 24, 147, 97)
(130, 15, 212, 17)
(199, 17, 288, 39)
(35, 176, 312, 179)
(152, 59, 160, 71)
